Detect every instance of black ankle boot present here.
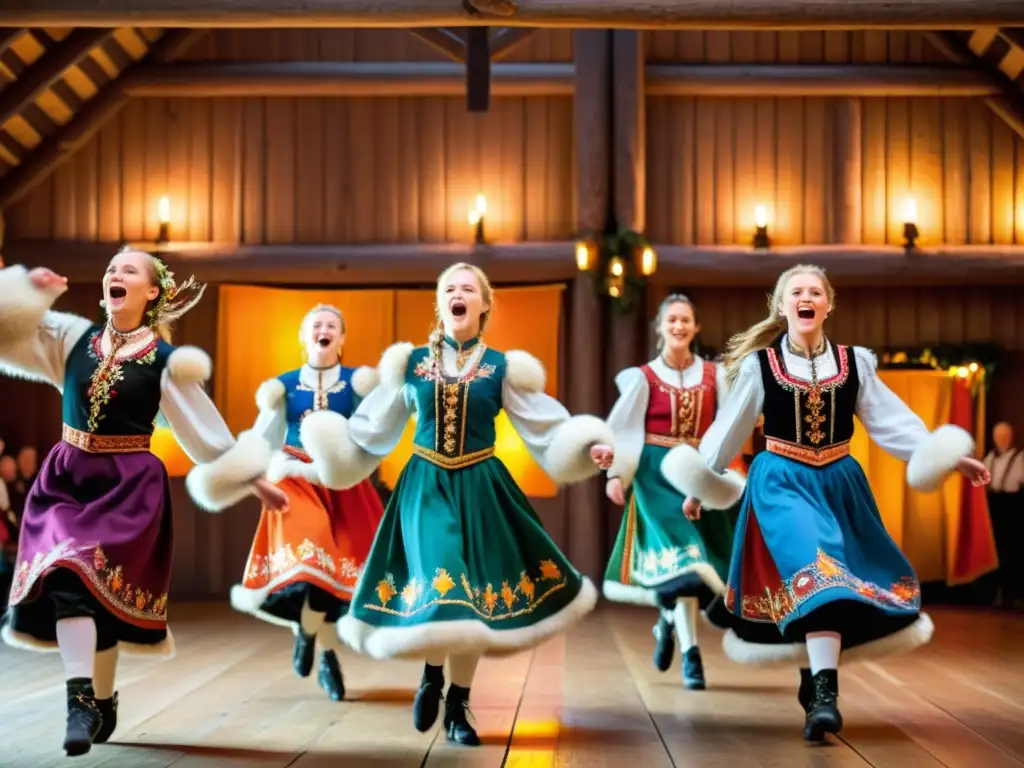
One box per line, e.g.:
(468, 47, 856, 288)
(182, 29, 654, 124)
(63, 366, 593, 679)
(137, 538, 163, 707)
(444, 684, 480, 746)
(652, 615, 675, 672)
(681, 647, 706, 690)
(797, 668, 813, 713)
(412, 664, 445, 732)
(317, 650, 345, 701)
(93, 692, 119, 744)
(64, 678, 102, 756)
(293, 629, 316, 678)
(803, 669, 842, 742)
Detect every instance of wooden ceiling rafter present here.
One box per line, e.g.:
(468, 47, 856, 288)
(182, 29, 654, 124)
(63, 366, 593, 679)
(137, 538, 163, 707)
(0, 29, 27, 58)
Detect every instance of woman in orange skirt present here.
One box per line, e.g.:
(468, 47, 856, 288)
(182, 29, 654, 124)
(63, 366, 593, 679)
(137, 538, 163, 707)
(230, 304, 385, 700)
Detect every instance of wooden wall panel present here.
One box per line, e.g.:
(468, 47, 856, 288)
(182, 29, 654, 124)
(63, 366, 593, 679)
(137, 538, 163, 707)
(5, 96, 575, 245)
(644, 30, 1024, 247)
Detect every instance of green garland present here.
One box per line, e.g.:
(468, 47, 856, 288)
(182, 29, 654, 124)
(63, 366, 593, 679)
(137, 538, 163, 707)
(578, 226, 651, 314)
(875, 343, 1003, 391)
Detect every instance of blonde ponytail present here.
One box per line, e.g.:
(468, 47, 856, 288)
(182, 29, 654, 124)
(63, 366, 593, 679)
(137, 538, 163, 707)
(155, 321, 172, 344)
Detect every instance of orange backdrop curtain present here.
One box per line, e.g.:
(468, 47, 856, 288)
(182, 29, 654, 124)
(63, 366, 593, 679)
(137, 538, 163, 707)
(152, 284, 565, 498)
(849, 369, 998, 585)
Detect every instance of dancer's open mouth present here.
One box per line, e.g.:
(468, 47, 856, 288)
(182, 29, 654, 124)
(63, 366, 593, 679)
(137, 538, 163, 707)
(451, 301, 467, 318)
(797, 307, 815, 320)
(109, 286, 127, 300)
(317, 337, 331, 348)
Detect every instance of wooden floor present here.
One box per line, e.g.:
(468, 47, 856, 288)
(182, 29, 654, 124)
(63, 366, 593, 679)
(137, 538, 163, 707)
(1, 604, 1022, 767)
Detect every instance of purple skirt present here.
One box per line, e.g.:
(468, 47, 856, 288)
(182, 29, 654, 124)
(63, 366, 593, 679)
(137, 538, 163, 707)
(3, 441, 174, 656)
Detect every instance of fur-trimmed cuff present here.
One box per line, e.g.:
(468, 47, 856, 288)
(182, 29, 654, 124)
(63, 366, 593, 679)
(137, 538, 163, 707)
(167, 346, 211, 384)
(351, 365, 380, 398)
(300, 410, 380, 490)
(505, 350, 545, 394)
(185, 430, 273, 512)
(906, 425, 974, 492)
(0, 265, 65, 349)
(543, 415, 614, 484)
(265, 450, 322, 485)
(379, 342, 414, 390)
(607, 453, 639, 489)
(660, 444, 745, 510)
(256, 378, 286, 412)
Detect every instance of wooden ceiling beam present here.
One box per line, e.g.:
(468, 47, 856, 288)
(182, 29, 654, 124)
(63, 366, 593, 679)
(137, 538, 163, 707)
(3, 0, 1023, 29)
(466, 28, 491, 111)
(490, 27, 536, 60)
(0, 28, 208, 211)
(0, 28, 114, 127)
(407, 28, 465, 63)
(0, 29, 26, 58)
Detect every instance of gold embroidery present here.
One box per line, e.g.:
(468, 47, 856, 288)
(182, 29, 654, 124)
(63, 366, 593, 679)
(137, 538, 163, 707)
(766, 345, 849, 447)
(644, 433, 699, 448)
(412, 444, 494, 469)
(244, 538, 363, 586)
(631, 543, 704, 585)
(432, 568, 456, 596)
(85, 331, 160, 433)
(765, 437, 850, 467)
(442, 382, 460, 454)
(648, 376, 707, 441)
(62, 424, 151, 453)
(804, 388, 826, 445)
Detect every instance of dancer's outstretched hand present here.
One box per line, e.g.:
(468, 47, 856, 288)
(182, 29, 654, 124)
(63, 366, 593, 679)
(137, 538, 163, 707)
(956, 456, 991, 487)
(606, 477, 625, 506)
(253, 478, 289, 512)
(682, 497, 702, 521)
(28, 267, 67, 291)
(591, 444, 613, 471)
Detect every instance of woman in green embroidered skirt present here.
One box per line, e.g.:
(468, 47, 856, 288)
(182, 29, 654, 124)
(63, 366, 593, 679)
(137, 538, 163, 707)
(603, 295, 739, 690)
(300, 262, 614, 746)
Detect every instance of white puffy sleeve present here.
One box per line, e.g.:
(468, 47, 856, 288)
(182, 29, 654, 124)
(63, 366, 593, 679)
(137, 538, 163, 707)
(853, 346, 975, 492)
(299, 342, 414, 490)
(158, 347, 272, 512)
(605, 367, 648, 488)
(250, 378, 288, 450)
(700, 354, 764, 473)
(714, 362, 731, 413)
(0, 266, 92, 388)
(500, 350, 614, 485)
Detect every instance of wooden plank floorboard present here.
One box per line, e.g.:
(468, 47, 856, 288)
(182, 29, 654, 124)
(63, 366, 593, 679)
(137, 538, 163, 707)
(1, 603, 1021, 767)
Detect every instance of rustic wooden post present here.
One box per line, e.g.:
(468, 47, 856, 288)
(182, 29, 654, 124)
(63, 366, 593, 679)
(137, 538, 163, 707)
(566, 29, 611, 583)
(831, 98, 862, 244)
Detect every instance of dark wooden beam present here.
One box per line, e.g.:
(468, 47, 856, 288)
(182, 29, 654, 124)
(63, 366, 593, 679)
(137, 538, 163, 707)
(0, 28, 114, 126)
(831, 98, 862, 244)
(490, 27, 536, 60)
(119, 61, 574, 97)
(0, 29, 208, 211)
(407, 28, 465, 63)
(4, 0, 1023, 29)
(645, 64, 998, 97)
(0, 29, 25, 58)
(465, 27, 491, 111)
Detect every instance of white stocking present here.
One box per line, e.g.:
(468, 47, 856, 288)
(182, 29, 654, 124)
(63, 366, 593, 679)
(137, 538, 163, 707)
(92, 647, 119, 700)
(673, 597, 699, 653)
(55, 617, 97, 681)
(806, 631, 841, 674)
(448, 654, 480, 688)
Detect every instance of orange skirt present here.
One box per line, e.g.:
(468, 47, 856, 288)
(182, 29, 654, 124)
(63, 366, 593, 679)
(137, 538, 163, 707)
(231, 454, 385, 626)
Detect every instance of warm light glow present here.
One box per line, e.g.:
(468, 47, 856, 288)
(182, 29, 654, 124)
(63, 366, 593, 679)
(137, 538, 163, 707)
(575, 241, 594, 271)
(640, 246, 657, 276)
(903, 197, 917, 224)
(468, 193, 487, 225)
(609, 285, 621, 297)
(957, 366, 969, 378)
(754, 204, 768, 228)
(150, 425, 192, 477)
(609, 256, 624, 277)
(157, 195, 170, 224)
(968, 362, 979, 373)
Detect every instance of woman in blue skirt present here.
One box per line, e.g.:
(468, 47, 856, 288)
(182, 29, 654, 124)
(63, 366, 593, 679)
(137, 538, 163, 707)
(661, 264, 990, 742)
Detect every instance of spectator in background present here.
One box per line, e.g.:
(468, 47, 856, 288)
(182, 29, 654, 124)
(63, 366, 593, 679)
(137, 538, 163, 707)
(16, 445, 38, 489)
(984, 422, 1023, 609)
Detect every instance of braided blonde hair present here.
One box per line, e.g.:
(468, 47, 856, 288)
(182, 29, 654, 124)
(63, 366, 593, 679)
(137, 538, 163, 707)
(428, 262, 494, 369)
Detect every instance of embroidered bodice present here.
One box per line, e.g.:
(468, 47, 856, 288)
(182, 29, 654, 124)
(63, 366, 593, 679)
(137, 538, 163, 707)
(641, 360, 718, 443)
(406, 344, 505, 458)
(756, 339, 859, 448)
(279, 365, 360, 448)
(62, 324, 174, 435)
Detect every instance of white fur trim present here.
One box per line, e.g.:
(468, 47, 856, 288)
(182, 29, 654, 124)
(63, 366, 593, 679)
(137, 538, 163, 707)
(256, 378, 286, 412)
(720, 613, 934, 668)
(2, 624, 176, 658)
(265, 450, 322, 485)
(544, 415, 615, 484)
(351, 365, 380, 398)
(231, 573, 355, 633)
(907, 425, 974, 492)
(379, 342, 415, 390)
(300, 410, 380, 490)
(660, 443, 745, 510)
(505, 349, 546, 394)
(0, 266, 65, 349)
(166, 346, 211, 384)
(602, 562, 727, 607)
(338, 577, 597, 659)
(185, 430, 273, 512)
(607, 454, 640, 489)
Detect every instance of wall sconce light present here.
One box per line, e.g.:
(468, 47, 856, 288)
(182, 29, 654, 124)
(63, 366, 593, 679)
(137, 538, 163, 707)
(902, 197, 919, 253)
(637, 245, 657, 276)
(156, 195, 170, 246)
(752, 205, 770, 250)
(468, 193, 487, 245)
(607, 255, 625, 297)
(575, 240, 596, 271)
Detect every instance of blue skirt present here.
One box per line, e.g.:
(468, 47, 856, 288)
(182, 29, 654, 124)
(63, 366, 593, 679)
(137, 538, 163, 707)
(705, 451, 933, 665)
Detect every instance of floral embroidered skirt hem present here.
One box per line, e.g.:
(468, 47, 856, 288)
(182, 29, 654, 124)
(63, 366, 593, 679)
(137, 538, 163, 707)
(603, 445, 735, 611)
(337, 454, 598, 660)
(231, 472, 384, 630)
(2, 443, 175, 657)
(705, 451, 933, 667)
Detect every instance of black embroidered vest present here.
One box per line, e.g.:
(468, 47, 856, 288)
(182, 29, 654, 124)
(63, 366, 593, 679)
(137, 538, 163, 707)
(756, 340, 860, 448)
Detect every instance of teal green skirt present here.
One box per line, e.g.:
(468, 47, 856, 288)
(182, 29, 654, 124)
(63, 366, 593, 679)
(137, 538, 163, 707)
(603, 443, 737, 610)
(337, 452, 596, 659)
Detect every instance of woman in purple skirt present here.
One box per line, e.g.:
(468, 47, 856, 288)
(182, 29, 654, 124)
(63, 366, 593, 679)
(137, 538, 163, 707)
(0, 249, 288, 757)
